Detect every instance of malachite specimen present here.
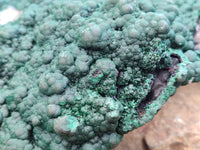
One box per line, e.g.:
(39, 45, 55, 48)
(0, 0, 200, 149)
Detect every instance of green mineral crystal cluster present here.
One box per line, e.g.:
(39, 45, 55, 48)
(0, 0, 200, 149)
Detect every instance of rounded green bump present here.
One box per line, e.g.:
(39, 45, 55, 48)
(184, 50, 197, 62)
(81, 143, 95, 150)
(47, 104, 61, 117)
(54, 116, 80, 136)
(138, 0, 154, 12)
(175, 34, 185, 46)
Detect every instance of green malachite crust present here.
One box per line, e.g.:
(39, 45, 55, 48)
(0, 0, 200, 149)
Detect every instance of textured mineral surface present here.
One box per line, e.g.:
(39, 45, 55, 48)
(0, 0, 200, 149)
(113, 82, 200, 150)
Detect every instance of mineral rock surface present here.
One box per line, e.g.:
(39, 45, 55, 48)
(0, 0, 200, 149)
